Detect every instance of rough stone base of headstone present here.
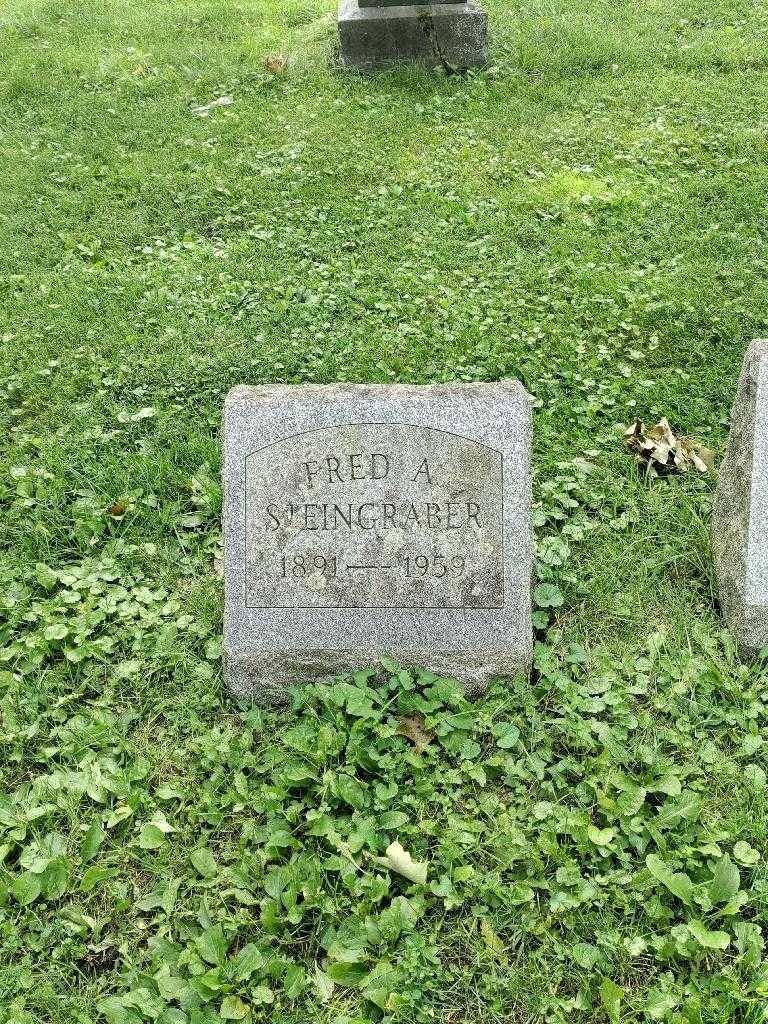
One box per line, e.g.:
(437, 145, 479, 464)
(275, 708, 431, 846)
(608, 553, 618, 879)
(338, 0, 488, 72)
(225, 649, 524, 705)
(713, 339, 768, 658)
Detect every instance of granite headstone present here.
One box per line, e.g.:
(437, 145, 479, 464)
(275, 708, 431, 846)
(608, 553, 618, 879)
(337, 0, 488, 72)
(223, 382, 533, 702)
(713, 339, 768, 657)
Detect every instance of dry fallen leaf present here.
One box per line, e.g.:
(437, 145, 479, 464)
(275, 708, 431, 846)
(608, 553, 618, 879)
(396, 714, 433, 752)
(375, 841, 428, 885)
(108, 501, 126, 518)
(264, 54, 287, 74)
(191, 95, 234, 118)
(624, 418, 715, 477)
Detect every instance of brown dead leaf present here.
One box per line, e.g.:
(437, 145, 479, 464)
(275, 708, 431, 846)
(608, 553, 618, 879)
(108, 501, 127, 518)
(624, 418, 715, 477)
(264, 54, 287, 74)
(679, 435, 716, 473)
(396, 715, 433, 752)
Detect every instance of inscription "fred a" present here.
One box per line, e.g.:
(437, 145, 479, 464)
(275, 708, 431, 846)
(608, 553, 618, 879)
(302, 451, 432, 487)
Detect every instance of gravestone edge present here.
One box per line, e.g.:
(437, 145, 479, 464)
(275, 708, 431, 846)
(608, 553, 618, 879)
(713, 339, 768, 657)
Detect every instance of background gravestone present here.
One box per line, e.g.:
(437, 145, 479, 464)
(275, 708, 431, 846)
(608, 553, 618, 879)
(337, 0, 488, 72)
(223, 382, 532, 703)
(713, 339, 768, 657)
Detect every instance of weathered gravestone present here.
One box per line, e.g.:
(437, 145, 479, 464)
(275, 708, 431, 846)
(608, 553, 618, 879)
(338, 0, 488, 72)
(713, 339, 768, 657)
(223, 382, 533, 702)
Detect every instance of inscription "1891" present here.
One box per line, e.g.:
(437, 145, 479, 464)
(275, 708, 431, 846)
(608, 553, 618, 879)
(244, 423, 504, 609)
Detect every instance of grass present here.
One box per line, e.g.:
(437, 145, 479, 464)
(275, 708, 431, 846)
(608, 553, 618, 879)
(2, 0, 768, 1021)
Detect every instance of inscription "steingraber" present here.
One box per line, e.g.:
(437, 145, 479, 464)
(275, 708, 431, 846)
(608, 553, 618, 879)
(263, 499, 481, 531)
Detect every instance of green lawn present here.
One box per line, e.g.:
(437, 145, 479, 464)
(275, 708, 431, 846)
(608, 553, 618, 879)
(2, 0, 768, 1021)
